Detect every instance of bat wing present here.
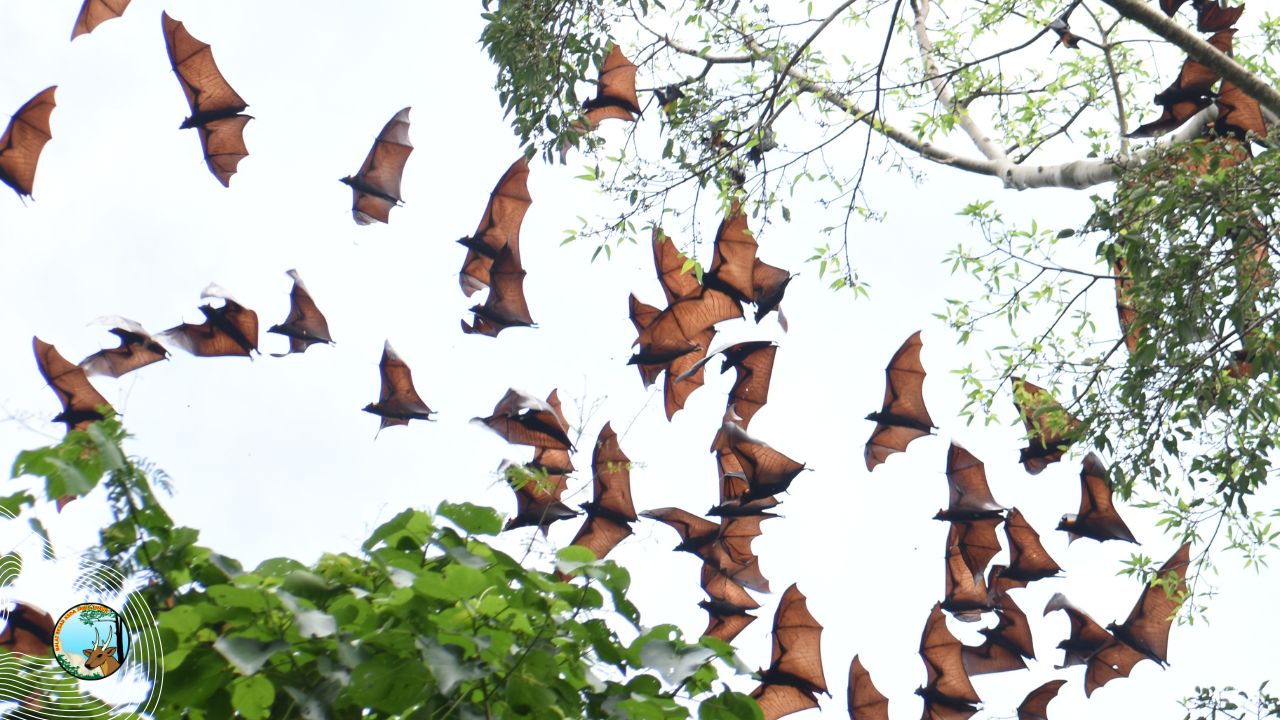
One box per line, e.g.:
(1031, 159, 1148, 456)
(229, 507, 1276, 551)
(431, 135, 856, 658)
(1003, 508, 1062, 581)
(460, 158, 532, 296)
(951, 516, 1003, 581)
(1012, 378, 1081, 474)
(700, 563, 759, 643)
(663, 328, 714, 419)
(567, 514, 632, 560)
(628, 294, 666, 387)
(0, 86, 57, 200)
(653, 228, 701, 304)
(641, 507, 721, 546)
(964, 591, 1035, 675)
(847, 656, 890, 720)
(723, 423, 806, 499)
(1113, 258, 1141, 353)
(505, 471, 578, 534)
(71, 0, 130, 38)
(159, 301, 256, 358)
(1073, 453, 1138, 543)
(1042, 593, 1114, 667)
(1016, 680, 1066, 720)
(342, 108, 412, 224)
(723, 341, 777, 427)
(363, 341, 434, 426)
(1197, 0, 1244, 31)
(940, 442, 1004, 518)
(706, 201, 759, 302)
(581, 44, 641, 124)
(751, 259, 793, 322)
(474, 389, 573, 450)
(590, 422, 635, 521)
(751, 584, 828, 720)
(865, 331, 934, 470)
(942, 525, 992, 622)
(1083, 640, 1146, 697)
(1111, 541, 1190, 664)
(81, 325, 169, 378)
(465, 245, 534, 335)
(269, 269, 334, 353)
(34, 338, 111, 431)
(0, 602, 55, 656)
(1215, 81, 1267, 141)
(918, 603, 980, 706)
(1130, 30, 1234, 137)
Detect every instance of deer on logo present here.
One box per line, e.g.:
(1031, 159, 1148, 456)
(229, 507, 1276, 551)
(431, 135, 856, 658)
(82, 625, 120, 677)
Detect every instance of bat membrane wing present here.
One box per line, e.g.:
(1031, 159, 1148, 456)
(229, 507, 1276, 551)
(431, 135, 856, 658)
(918, 603, 980, 705)
(365, 341, 434, 423)
(707, 201, 759, 301)
(1215, 81, 1267, 140)
(1111, 542, 1190, 663)
(1016, 679, 1066, 720)
(941, 442, 1004, 518)
(1196, 0, 1244, 31)
(724, 341, 777, 427)
(653, 228, 702, 303)
(344, 108, 412, 224)
(34, 337, 111, 430)
(664, 329, 714, 419)
(71, 0, 130, 39)
(751, 259, 793, 321)
(163, 14, 248, 116)
(1012, 378, 1081, 474)
(81, 326, 169, 378)
(847, 656, 890, 720)
(0, 602, 55, 656)
(1072, 453, 1138, 543)
(590, 423, 636, 520)
(1083, 640, 1146, 697)
(952, 517, 1003, 580)
(942, 526, 992, 622)
(1003, 508, 1062, 581)
(0, 87, 57, 199)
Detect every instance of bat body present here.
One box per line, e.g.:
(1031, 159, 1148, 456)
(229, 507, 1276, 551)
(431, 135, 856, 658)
(0, 602, 55, 656)
(847, 656, 889, 720)
(567, 423, 636, 560)
(341, 108, 412, 224)
(1042, 593, 1114, 668)
(80, 319, 169, 378)
(1130, 30, 1235, 137)
(865, 331, 935, 470)
(916, 603, 980, 717)
(703, 201, 793, 320)
(72, 0, 130, 38)
(463, 245, 534, 336)
(162, 13, 250, 186)
(1016, 679, 1065, 720)
(1002, 508, 1062, 582)
(268, 269, 334, 355)
(1057, 453, 1138, 544)
(935, 443, 1005, 521)
(362, 341, 435, 430)
(641, 507, 770, 592)
(720, 422, 806, 500)
(0, 86, 57, 200)
(961, 591, 1035, 675)
(35, 337, 112, 430)
(473, 388, 574, 451)
(1012, 378, 1081, 474)
(160, 286, 259, 358)
(459, 158, 532, 296)
(942, 525, 993, 622)
(750, 584, 829, 720)
(581, 44, 642, 126)
(503, 465, 578, 534)
(699, 564, 759, 643)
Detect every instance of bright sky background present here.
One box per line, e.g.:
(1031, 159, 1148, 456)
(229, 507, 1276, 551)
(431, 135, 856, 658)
(1, 0, 1277, 717)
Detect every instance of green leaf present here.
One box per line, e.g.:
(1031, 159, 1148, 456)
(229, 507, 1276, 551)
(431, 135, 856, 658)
(437, 501, 502, 536)
(230, 675, 275, 720)
(699, 692, 765, 720)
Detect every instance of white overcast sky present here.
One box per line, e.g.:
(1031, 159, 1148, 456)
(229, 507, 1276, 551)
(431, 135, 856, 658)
(1, 0, 1277, 717)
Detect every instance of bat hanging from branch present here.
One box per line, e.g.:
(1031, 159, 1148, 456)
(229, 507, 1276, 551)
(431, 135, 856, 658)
(462, 244, 535, 336)
(1129, 30, 1235, 138)
(1016, 679, 1066, 720)
(750, 584, 829, 720)
(162, 13, 251, 187)
(341, 107, 412, 224)
(1057, 453, 1138, 544)
(80, 317, 169, 378)
(268, 269, 334, 356)
(916, 602, 981, 719)
(71, 0, 130, 39)
(1011, 378, 1081, 475)
(0, 86, 57, 201)
(566, 423, 636, 561)
(847, 655, 889, 720)
(459, 158, 532, 296)
(473, 389, 575, 451)
(362, 341, 435, 431)
(865, 331, 935, 470)
(159, 284, 259, 358)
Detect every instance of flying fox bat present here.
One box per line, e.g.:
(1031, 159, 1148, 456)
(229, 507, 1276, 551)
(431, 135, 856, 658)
(865, 331, 935, 470)
(531, 390, 575, 474)
(581, 44, 642, 127)
(35, 337, 112, 431)
(0, 86, 57, 200)
(80, 318, 169, 378)
(628, 294, 667, 387)
(641, 507, 770, 592)
(462, 244, 535, 336)
(1016, 679, 1066, 720)
(1196, 0, 1245, 32)
(719, 341, 777, 427)
(159, 285, 259, 357)
(1042, 592, 1115, 668)
(948, 516, 1003, 582)
(630, 286, 743, 365)
(1214, 80, 1267, 141)
(1130, 30, 1235, 138)
(341, 107, 412, 224)
(71, 0, 130, 38)
(1012, 378, 1081, 475)
(752, 258, 793, 325)
(916, 603, 981, 717)
(720, 422, 807, 500)
(1058, 453, 1138, 544)
(162, 13, 251, 187)
(986, 564, 1027, 596)
(459, 158, 532, 296)
(750, 584, 829, 720)
(567, 423, 636, 560)
(502, 464, 578, 534)
(942, 525, 993, 622)
(935, 442, 1006, 521)
(706, 200, 759, 302)
(473, 388, 575, 451)
(699, 563, 759, 643)
(362, 341, 435, 430)
(1002, 507, 1062, 582)
(268, 269, 334, 356)
(0, 602, 54, 656)
(710, 410, 783, 516)
(961, 591, 1035, 675)
(1048, 16, 1081, 49)
(653, 228, 701, 304)
(662, 328, 715, 420)
(847, 656, 889, 720)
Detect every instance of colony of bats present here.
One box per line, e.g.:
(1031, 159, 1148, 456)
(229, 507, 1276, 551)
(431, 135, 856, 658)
(3, 0, 1245, 717)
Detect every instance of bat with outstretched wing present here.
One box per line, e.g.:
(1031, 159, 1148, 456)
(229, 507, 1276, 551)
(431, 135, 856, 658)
(462, 244, 535, 336)
(865, 331, 935, 470)
(163, 13, 251, 187)
(961, 590, 1034, 675)
(459, 158, 532, 296)
(566, 423, 636, 560)
(916, 603, 980, 718)
(502, 463, 578, 534)
(1214, 80, 1267, 141)
(653, 228, 701, 304)
(1042, 592, 1115, 668)
(1012, 378, 1081, 474)
(1130, 30, 1235, 138)
(159, 284, 259, 358)
(1057, 453, 1138, 544)
(71, 0, 130, 38)
(268, 269, 334, 356)
(942, 525, 993, 622)
(699, 563, 759, 643)
(362, 341, 435, 430)
(630, 286, 743, 365)
(948, 516, 1003, 582)
(720, 341, 778, 428)
(35, 337, 112, 431)
(720, 422, 807, 500)
(1003, 507, 1062, 582)
(582, 44, 642, 127)
(641, 507, 770, 592)
(847, 656, 889, 720)
(0, 602, 55, 656)
(628, 294, 666, 387)
(341, 107, 412, 224)
(0, 86, 57, 200)
(80, 318, 169, 378)
(1016, 679, 1066, 720)
(706, 200, 759, 303)
(935, 442, 1005, 521)
(473, 388, 574, 450)
(663, 328, 714, 419)
(1196, 0, 1245, 31)
(530, 390, 575, 474)
(750, 584, 829, 720)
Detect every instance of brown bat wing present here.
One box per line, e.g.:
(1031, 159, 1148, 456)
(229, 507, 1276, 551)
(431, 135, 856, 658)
(847, 656, 890, 720)
(723, 423, 806, 499)
(581, 44, 641, 125)
(865, 331, 934, 470)
(162, 13, 251, 186)
(628, 294, 666, 387)
(939, 442, 1004, 519)
(81, 323, 169, 378)
(723, 341, 777, 428)
(589, 422, 635, 520)
(464, 245, 534, 335)
(342, 107, 412, 224)
(1003, 508, 1062, 581)
(505, 470, 578, 534)
(1012, 378, 1081, 475)
(459, 158, 532, 296)
(568, 515, 632, 560)
(664, 328, 714, 419)
(707, 201, 759, 302)
(951, 517, 1003, 581)
(962, 591, 1034, 675)
(653, 228, 701, 304)
(641, 507, 720, 546)
(0, 602, 55, 656)
(1016, 679, 1066, 720)
(700, 563, 759, 643)
(1067, 453, 1138, 543)
(35, 337, 111, 431)
(1197, 0, 1244, 32)
(363, 341, 435, 428)
(0, 86, 57, 200)
(474, 389, 573, 449)
(942, 525, 992, 622)
(751, 584, 828, 720)
(1215, 81, 1267, 141)
(752, 258, 793, 322)
(1113, 258, 1141, 353)
(269, 269, 334, 354)
(633, 287, 744, 365)
(1130, 30, 1234, 137)
(71, 0, 130, 38)
(161, 299, 259, 357)
(1042, 593, 1114, 668)
(1110, 541, 1190, 664)
(1083, 640, 1146, 697)
(917, 603, 981, 708)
